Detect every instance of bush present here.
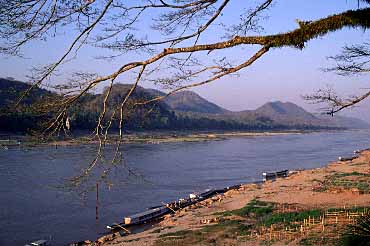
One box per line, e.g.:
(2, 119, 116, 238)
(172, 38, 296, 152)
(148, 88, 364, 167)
(226, 199, 274, 217)
(340, 213, 370, 246)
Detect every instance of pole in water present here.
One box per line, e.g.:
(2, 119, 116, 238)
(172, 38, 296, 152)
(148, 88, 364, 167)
(96, 183, 99, 221)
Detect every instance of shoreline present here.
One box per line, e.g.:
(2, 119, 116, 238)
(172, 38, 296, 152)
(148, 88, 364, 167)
(90, 148, 370, 246)
(0, 129, 351, 147)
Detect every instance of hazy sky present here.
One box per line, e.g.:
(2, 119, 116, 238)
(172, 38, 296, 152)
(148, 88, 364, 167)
(1, 0, 369, 122)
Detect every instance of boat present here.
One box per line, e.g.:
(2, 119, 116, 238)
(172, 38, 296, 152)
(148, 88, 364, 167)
(221, 184, 242, 192)
(198, 189, 217, 199)
(338, 156, 357, 161)
(107, 206, 170, 230)
(125, 206, 170, 225)
(262, 170, 289, 181)
(107, 186, 244, 232)
(25, 239, 49, 246)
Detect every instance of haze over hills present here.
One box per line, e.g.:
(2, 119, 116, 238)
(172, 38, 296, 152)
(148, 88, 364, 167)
(0, 78, 368, 132)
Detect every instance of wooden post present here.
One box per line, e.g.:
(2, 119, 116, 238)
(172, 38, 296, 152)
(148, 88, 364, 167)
(96, 183, 99, 221)
(270, 225, 273, 240)
(322, 216, 325, 232)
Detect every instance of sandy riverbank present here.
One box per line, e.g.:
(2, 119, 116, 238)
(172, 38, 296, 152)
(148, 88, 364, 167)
(93, 149, 370, 246)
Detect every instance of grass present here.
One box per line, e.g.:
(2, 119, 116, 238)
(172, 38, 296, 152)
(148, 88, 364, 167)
(299, 234, 336, 246)
(155, 229, 205, 246)
(158, 229, 195, 238)
(219, 199, 275, 218)
(155, 219, 252, 245)
(314, 172, 370, 194)
(262, 209, 322, 227)
(155, 205, 370, 246)
(155, 199, 273, 245)
(201, 219, 252, 236)
(327, 206, 370, 213)
(331, 172, 370, 178)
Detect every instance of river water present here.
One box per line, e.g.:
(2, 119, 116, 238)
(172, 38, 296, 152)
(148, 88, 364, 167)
(0, 130, 369, 245)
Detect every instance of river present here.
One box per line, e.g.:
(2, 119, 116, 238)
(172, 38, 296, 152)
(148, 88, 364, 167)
(0, 130, 369, 245)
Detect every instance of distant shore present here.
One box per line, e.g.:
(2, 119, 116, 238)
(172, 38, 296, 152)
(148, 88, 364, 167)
(0, 129, 319, 147)
(93, 148, 370, 246)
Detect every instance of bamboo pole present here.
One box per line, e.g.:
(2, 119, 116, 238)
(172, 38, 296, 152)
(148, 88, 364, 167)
(114, 223, 131, 234)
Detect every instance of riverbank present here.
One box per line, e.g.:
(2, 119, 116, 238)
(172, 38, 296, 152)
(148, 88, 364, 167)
(0, 130, 306, 147)
(96, 149, 370, 246)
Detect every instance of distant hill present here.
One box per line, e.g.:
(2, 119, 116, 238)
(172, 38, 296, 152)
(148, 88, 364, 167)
(0, 78, 57, 132)
(157, 93, 369, 129)
(255, 101, 317, 120)
(144, 89, 228, 114)
(0, 78, 368, 132)
(67, 83, 177, 130)
(163, 91, 228, 114)
(252, 101, 322, 126)
(317, 114, 370, 129)
(0, 78, 52, 106)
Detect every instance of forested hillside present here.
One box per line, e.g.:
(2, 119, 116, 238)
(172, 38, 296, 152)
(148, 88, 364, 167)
(1, 78, 367, 133)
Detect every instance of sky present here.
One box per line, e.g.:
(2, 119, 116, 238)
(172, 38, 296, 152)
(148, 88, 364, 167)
(0, 0, 369, 122)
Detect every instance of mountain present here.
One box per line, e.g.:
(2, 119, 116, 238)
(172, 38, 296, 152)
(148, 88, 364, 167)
(164, 91, 228, 114)
(255, 101, 317, 120)
(0, 78, 52, 106)
(0, 78, 368, 132)
(156, 92, 369, 129)
(144, 89, 228, 114)
(253, 101, 322, 126)
(68, 84, 178, 130)
(0, 78, 57, 132)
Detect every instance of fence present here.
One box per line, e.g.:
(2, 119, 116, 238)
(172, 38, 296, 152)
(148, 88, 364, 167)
(244, 207, 369, 242)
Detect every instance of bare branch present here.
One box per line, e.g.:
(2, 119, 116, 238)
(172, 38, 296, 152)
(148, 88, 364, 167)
(304, 87, 370, 115)
(136, 46, 270, 106)
(327, 41, 370, 75)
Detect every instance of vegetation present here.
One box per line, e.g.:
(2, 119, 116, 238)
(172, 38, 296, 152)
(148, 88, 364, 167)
(340, 213, 370, 246)
(299, 234, 337, 246)
(220, 198, 275, 218)
(0, 78, 358, 134)
(154, 200, 370, 246)
(314, 172, 370, 194)
(262, 209, 322, 227)
(155, 220, 252, 246)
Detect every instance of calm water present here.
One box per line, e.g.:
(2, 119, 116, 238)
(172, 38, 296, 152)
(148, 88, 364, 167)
(0, 130, 369, 245)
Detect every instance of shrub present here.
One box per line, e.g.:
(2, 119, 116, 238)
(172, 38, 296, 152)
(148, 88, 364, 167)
(340, 213, 370, 246)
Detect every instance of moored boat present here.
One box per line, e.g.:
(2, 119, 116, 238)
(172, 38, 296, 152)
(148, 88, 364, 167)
(262, 170, 289, 181)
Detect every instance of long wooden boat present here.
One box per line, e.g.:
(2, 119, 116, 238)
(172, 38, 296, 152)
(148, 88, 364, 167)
(106, 186, 243, 231)
(262, 169, 289, 181)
